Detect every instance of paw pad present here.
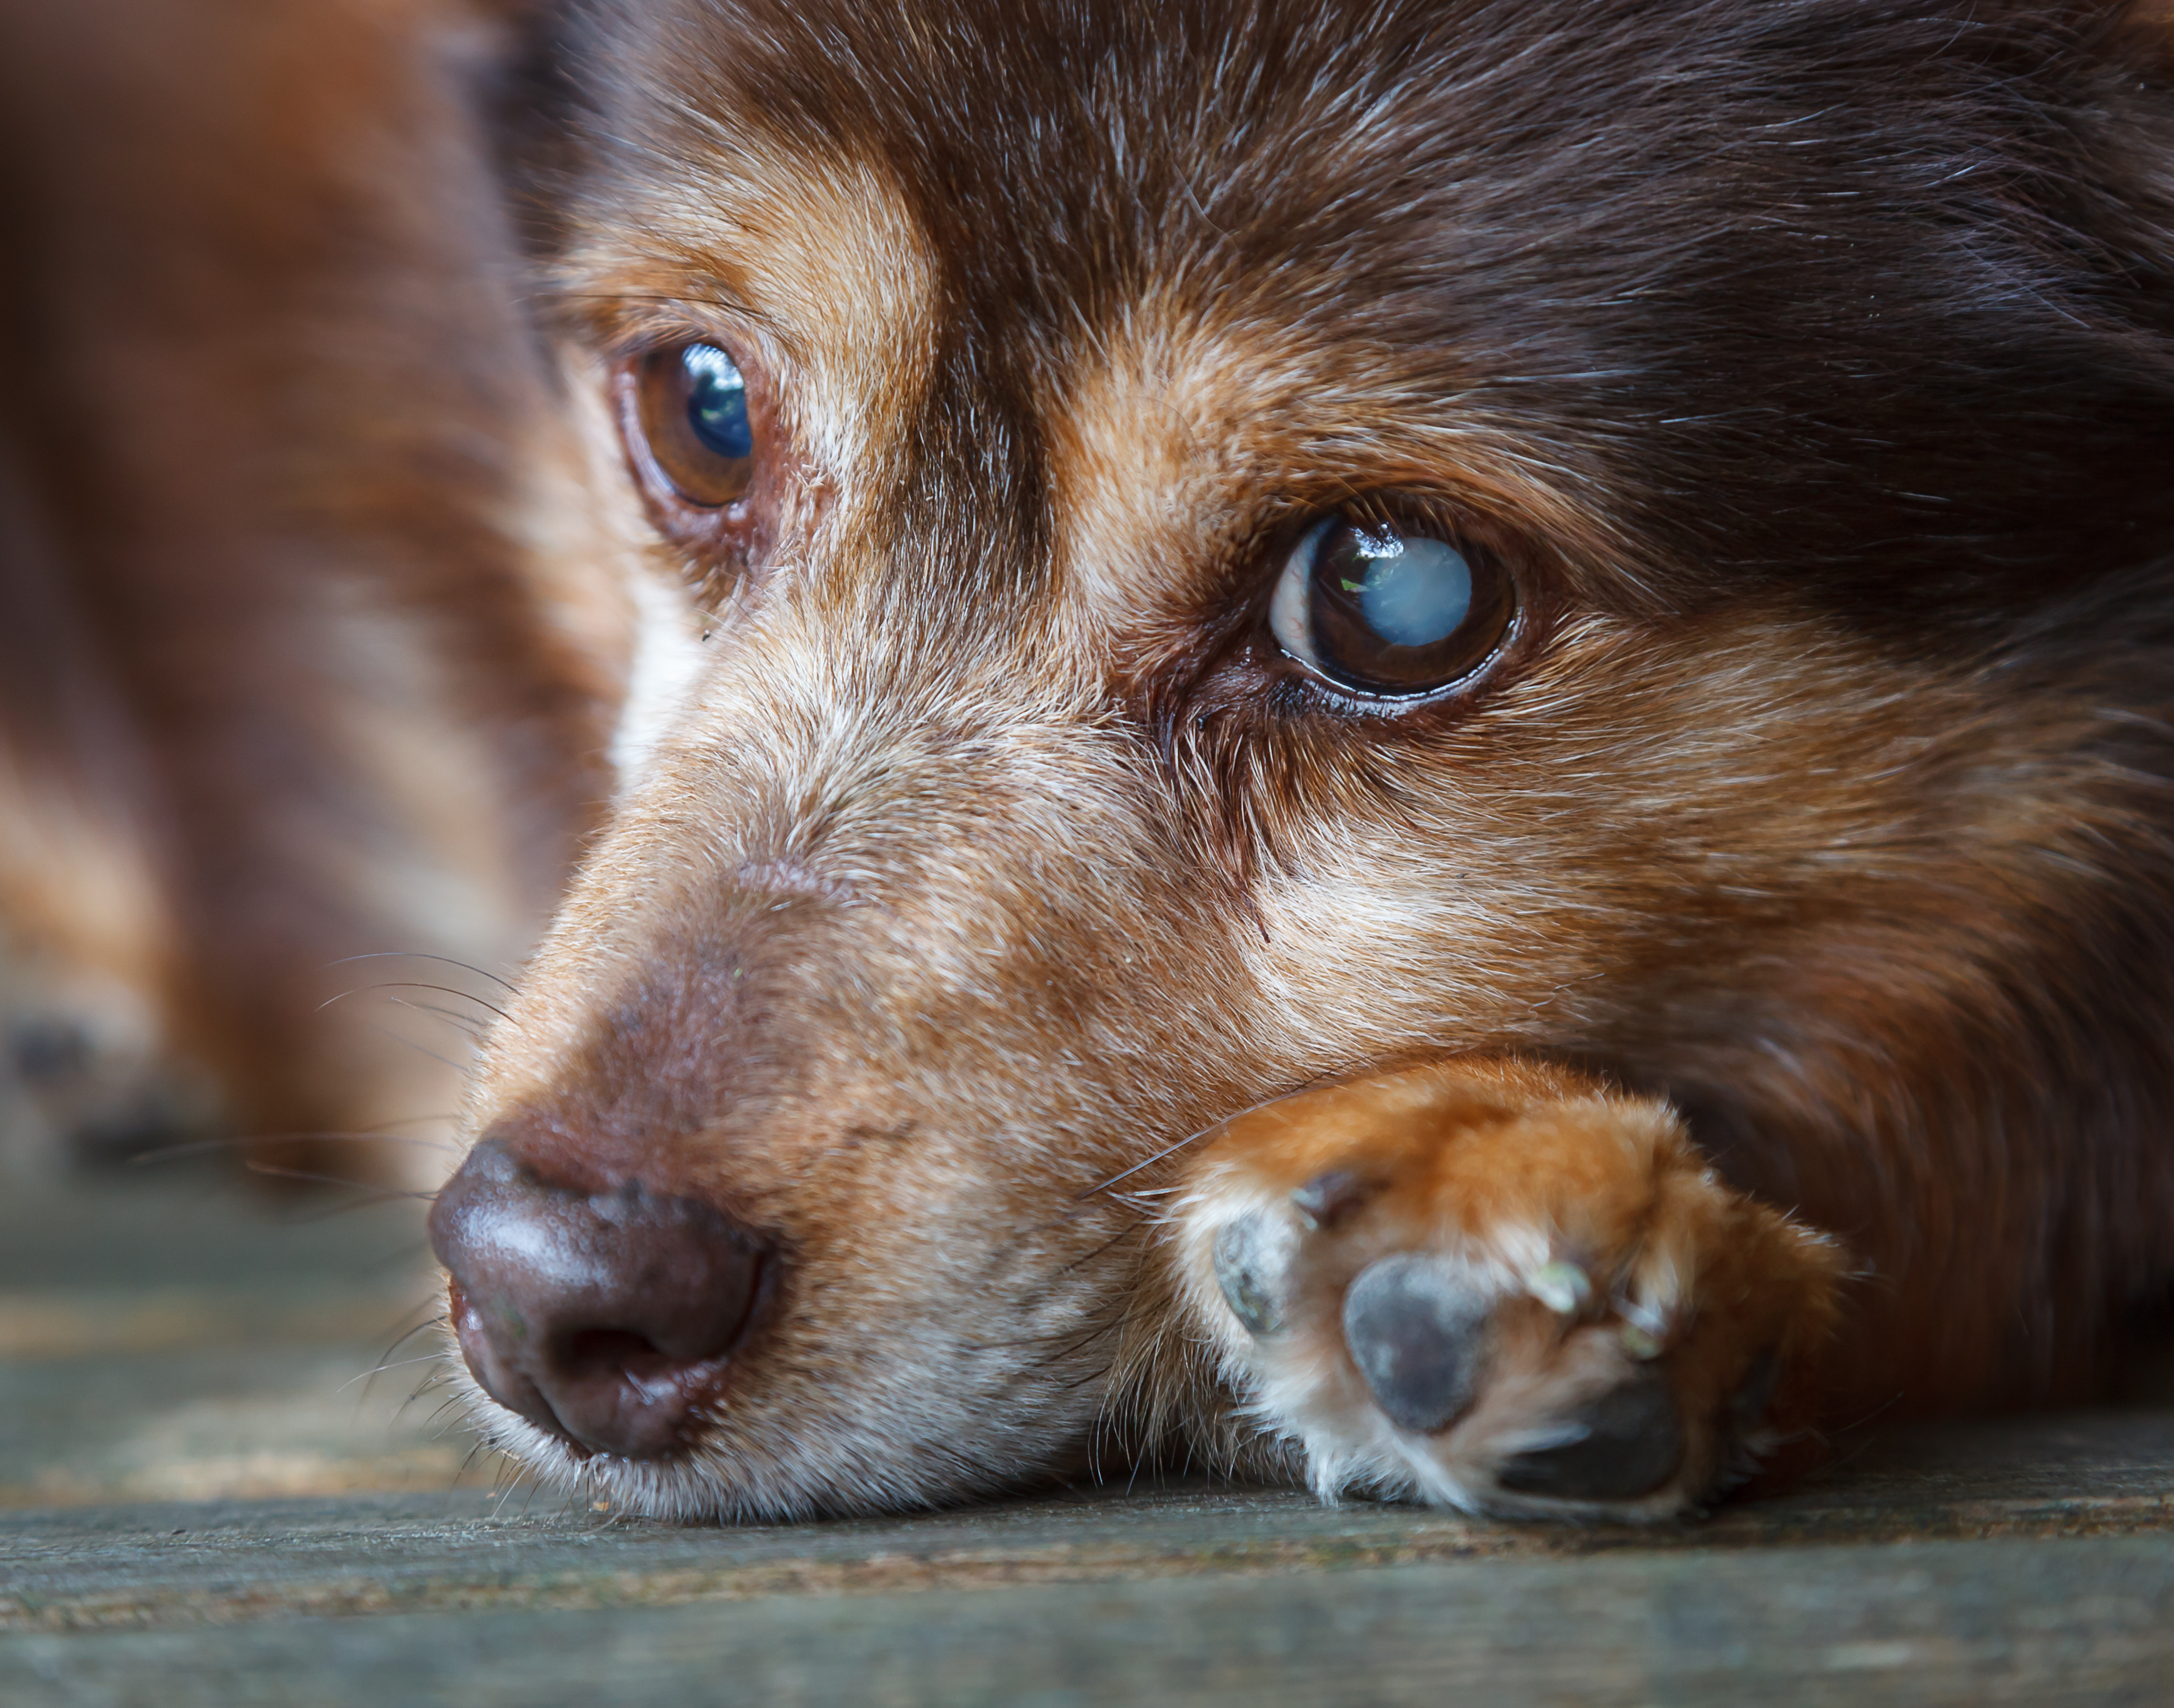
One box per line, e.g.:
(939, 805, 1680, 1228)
(1211, 1209, 1299, 1336)
(1495, 1365, 1682, 1500)
(1340, 1254, 1493, 1434)
(1182, 1062, 1843, 1519)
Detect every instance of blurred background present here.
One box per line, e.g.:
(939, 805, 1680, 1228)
(0, 0, 624, 1509)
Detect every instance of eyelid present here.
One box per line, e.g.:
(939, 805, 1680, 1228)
(593, 289, 771, 351)
(634, 343, 756, 508)
(612, 339, 781, 601)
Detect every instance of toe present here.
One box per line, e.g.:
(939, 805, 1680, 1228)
(1340, 1253, 1493, 1434)
(1494, 1364, 1682, 1500)
(1290, 1169, 1374, 1228)
(1212, 1208, 1300, 1335)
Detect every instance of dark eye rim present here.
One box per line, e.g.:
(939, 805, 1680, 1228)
(610, 335, 778, 590)
(1264, 499, 1533, 712)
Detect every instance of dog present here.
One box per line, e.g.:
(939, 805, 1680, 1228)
(9, 0, 2174, 1524)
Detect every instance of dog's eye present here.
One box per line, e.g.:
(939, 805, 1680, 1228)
(635, 342, 755, 507)
(1269, 512, 1514, 698)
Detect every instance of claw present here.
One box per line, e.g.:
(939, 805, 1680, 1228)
(1289, 1169, 1374, 1229)
(1527, 1260, 1592, 1316)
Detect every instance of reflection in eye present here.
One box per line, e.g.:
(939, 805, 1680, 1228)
(680, 344, 752, 462)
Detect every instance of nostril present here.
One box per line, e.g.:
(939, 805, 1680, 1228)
(562, 1328, 672, 1382)
(556, 1321, 709, 1399)
(429, 1135, 768, 1459)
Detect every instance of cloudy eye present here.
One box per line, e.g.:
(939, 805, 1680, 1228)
(635, 342, 755, 507)
(1268, 510, 1515, 698)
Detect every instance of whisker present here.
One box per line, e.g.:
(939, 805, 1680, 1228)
(959, 1321, 1119, 1355)
(337, 1352, 443, 1395)
(326, 951, 520, 993)
(366, 1311, 449, 1400)
(386, 996, 487, 1042)
(1077, 1102, 1273, 1200)
(404, 1375, 463, 1425)
(451, 1440, 489, 1491)
(372, 1024, 469, 1076)
(1077, 1068, 1377, 1199)
(1059, 1217, 1149, 1277)
(422, 1395, 468, 1432)
(549, 290, 727, 311)
(242, 1159, 438, 1198)
(319, 982, 512, 1024)
(492, 1456, 542, 1520)
(129, 1131, 459, 1166)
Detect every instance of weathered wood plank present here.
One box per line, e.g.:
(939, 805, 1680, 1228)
(0, 1175, 477, 1509)
(5, 1535, 2171, 1706)
(4, 1411, 2172, 1632)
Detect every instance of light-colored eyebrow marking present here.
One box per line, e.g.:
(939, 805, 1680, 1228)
(565, 126, 943, 489)
(1045, 297, 1651, 660)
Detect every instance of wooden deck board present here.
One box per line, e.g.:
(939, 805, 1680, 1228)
(6, 1533, 2173, 1705)
(4, 1411, 2173, 1632)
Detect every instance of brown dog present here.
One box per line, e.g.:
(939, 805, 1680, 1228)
(10, 0, 2174, 1523)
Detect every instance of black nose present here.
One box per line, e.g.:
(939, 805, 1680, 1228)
(428, 1136, 765, 1459)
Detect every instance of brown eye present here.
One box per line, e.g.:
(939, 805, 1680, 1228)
(635, 342, 755, 507)
(1268, 510, 1515, 698)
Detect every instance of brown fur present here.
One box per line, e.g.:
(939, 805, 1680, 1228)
(10, 0, 2174, 1521)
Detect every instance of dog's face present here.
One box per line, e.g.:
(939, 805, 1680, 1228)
(433, 0, 2174, 1516)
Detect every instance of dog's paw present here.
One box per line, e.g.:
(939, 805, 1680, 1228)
(1176, 1060, 1844, 1521)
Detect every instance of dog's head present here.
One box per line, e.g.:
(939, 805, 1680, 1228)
(429, 0, 2174, 1516)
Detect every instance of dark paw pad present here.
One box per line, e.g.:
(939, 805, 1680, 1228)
(1496, 1365, 1682, 1500)
(1341, 1254, 1492, 1434)
(1213, 1209, 1300, 1335)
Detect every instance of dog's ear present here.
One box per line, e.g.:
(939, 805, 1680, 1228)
(473, 0, 615, 260)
